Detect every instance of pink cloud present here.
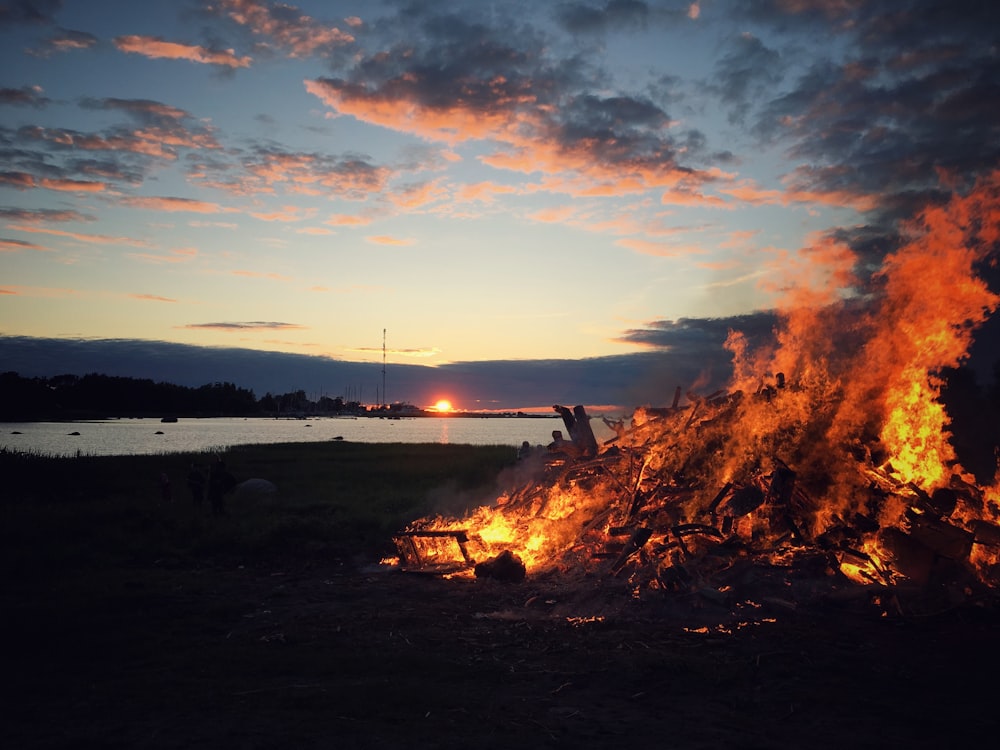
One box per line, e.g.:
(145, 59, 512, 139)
(114, 35, 251, 68)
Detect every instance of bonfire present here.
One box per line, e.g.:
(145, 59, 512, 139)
(393, 173, 1000, 617)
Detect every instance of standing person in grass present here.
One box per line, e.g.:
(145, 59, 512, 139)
(207, 457, 236, 517)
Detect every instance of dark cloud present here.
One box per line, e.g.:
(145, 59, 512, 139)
(182, 322, 304, 331)
(554, 0, 651, 33)
(0, 85, 50, 107)
(0, 0, 61, 26)
(709, 33, 784, 125)
(309, 5, 715, 187)
(0, 206, 93, 222)
(0, 331, 751, 410)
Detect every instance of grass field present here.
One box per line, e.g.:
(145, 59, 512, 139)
(1, 441, 518, 575)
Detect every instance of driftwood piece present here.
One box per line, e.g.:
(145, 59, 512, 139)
(552, 404, 598, 458)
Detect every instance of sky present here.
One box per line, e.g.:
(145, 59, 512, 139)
(2, 0, 999, 411)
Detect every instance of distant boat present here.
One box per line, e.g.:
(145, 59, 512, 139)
(160, 416, 178, 423)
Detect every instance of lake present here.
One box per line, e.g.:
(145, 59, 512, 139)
(0, 415, 617, 457)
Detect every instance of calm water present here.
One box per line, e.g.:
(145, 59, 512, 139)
(0, 416, 616, 457)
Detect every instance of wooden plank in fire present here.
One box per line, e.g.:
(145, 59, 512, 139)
(393, 529, 474, 572)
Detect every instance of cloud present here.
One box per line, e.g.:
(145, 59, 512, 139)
(0, 171, 108, 192)
(181, 321, 305, 331)
(191, 145, 389, 199)
(0, 207, 93, 222)
(121, 196, 234, 214)
(5, 223, 150, 246)
(125, 247, 198, 264)
(31, 28, 97, 56)
(211, 0, 354, 58)
(1, 237, 48, 252)
(302, 7, 721, 203)
(0, 85, 50, 107)
(365, 235, 415, 246)
(0, 0, 61, 25)
(114, 35, 252, 68)
(249, 204, 316, 222)
(324, 213, 372, 226)
(0, 333, 726, 408)
(129, 293, 177, 302)
(747, 2, 1000, 226)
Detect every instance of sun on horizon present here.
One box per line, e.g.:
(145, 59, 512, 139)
(430, 399, 454, 413)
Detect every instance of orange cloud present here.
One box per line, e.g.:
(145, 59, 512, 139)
(114, 35, 251, 68)
(122, 196, 233, 213)
(250, 205, 316, 222)
(218, 0, 354, 57)
(295, 227, 334, 235)
(365, 235, 415, 246)
(455, 181, 519, 203)
(389, 180, 448, 210)
(324, 213, 372, 226)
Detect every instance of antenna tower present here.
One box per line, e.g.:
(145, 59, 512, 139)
(382, 328, 387, 408)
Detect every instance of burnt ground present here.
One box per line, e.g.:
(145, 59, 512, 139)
(3, 553, 1000, 750)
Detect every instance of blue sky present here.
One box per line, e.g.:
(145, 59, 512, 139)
(2, 1, 999, 410)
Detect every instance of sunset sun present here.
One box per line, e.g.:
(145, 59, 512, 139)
(432, 399, 453, 412)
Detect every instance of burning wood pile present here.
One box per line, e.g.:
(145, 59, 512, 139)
(395, 392, 1000, 613)
(393, 175, 1000, 616)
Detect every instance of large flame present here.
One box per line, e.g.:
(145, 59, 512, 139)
(403, 171, 1000, 591)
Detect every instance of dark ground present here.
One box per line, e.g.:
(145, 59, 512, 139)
(4, 550, 1000, 750)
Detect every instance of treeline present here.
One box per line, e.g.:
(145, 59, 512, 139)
(0, 372, 360, 421)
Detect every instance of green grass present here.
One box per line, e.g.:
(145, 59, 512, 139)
(0, 441, 518, 576)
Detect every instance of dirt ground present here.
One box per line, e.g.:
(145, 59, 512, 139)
(4, 549, 1000, 750)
